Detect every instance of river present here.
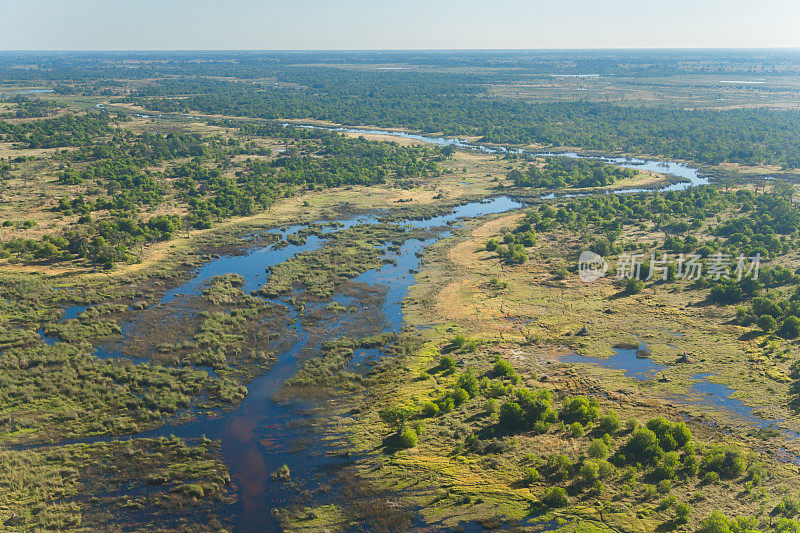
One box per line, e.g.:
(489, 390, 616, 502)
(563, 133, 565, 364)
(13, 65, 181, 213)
(38, 123, 768, 530)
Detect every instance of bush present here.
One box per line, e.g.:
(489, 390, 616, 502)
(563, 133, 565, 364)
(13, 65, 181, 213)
(625, 278, 644, 294)
(398, 427, 418, 448)
(439, 355, 456, 373)
(587, 439, 609, 459)
(547, 454, 573, 482)
(623, 427, 663, 464)
(568, 421, 584, 438)
(598, 411, 622, 434)
(699, 511, 732, 533)
(421, 402, 439, 417)
(580, 460, 599, 483)
(523, 467, 540, 486)
(757, 314, 778, 333)
(484, 399, 498, 414)
(493, 359, 516, 379)
(560, 396, 600, 425)
(541, 487, 569, 508)
(674, 502, 690, 522)
(598, 460, 616, 479)
(379, 406, 414, 434)
(702, 446, 745, 479)
(452, 388, 470, 406)
(499, 402, 525, 430)
(780, 316, 800, 339)
(457, 369, 479, 397)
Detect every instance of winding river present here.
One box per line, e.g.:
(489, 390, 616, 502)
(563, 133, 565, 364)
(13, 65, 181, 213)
(40, 123, 782, 529)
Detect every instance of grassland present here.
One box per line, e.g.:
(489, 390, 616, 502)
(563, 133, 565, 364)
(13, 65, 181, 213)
(5, 65, 800, 531)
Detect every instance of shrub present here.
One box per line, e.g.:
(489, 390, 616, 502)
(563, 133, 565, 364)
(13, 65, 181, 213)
(421, 402, 439, 417)
(598, 460, 616, 479)
(452, 388, 470, 406)
(598, 411, 622, 434)
(568, 422, 584, 438)
(541, 487, 569, 508)
(780, 316, 800, 339)
(398, 427, 418, 448)
(702, 446, 745, 479)
(523, 467, 540, 486)
(699, 511, 733, 533)
(625, 278, 644, 294)
(484, 399, 498, 414)
(587, 439, 609, 459)
(580, 460, 599, 483)
(493, 358, 516, 378)
(451, 335, 467, 349)
(379, 406, 414, 434)
(438, 397, 455, 413)
(623, 427, 663, 464)
(547, 454, 573, 482)
(674, 502, 691, 522)
(499, 402, 525, 430)
(561, 396, 600, 425)
(439, 355, 456, 373)
(646, 417, 692, 451)
(457, 369, 479, 397)
(757, 314, 778, 333)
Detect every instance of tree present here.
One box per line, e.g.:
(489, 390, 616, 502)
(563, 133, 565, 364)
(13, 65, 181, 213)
(757, 314, 778, 333)
(379, 406, 414, 434)
(398, 427, 418, 448)
(541, 487, 569, 508)
(625, 277, 644, 295)
(499, 402, 525, 430)
(699, 511, 732, 533)
(780, 316, 800, 339)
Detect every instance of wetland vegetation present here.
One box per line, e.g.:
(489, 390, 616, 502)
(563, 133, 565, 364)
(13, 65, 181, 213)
(4, 50, 800, 532)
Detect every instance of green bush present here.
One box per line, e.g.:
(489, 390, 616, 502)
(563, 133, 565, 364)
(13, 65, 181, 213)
(541, 487, 569, 507)
(598, 411, 622, 434)
(484, 399, 498, 414)
(499, 402, 525, 430)
(587, 439, 609, 459)
(623, 427, 663, 464)
(439, 355, 456, 373)
(580, 460, 599, 483)
(702, 445, 745, 479)
(560, 396, 599, 425)
(399, 427, 418, 448)
(674, 502, 690, 522)
(699, 511, 732, 533)
(452, 388, 470, 406)
(547, 454, 573, 482)
(757, 314, 778, 333)
(456, 369, 479, 397)
(421, 402, 439, 417)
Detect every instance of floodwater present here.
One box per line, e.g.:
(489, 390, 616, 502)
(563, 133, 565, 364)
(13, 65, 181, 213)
(42, 196, 523, 531)
(38, 121, 759, 530)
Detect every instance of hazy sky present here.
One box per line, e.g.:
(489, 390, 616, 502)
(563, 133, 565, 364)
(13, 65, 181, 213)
(1, 0, 799, 50)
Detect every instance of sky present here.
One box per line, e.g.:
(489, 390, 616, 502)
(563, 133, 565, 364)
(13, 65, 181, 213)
(1, 0, 799, 50)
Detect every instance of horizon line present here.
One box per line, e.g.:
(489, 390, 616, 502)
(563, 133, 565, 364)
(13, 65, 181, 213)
(3, 47, 800, 53)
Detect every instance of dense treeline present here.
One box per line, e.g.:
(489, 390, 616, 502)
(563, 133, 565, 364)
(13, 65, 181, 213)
(499, 186, 800, 319)
(4, 50, 800, 83)
(510, 157, 637, 188)
(0, 113, 111, 148)
(0, 97, 57, 118)
(0, 117, 445, 268)
(134, 78, 800, 167)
